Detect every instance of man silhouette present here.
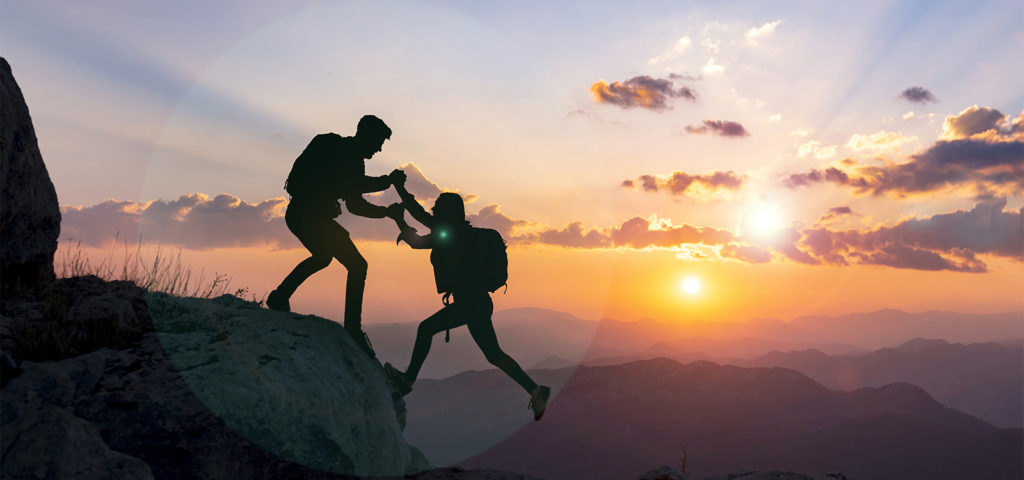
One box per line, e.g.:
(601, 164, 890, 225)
(267, 115, 405, 357)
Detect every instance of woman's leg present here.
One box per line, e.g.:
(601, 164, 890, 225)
(464, 294, 539, 394)
(405, 305, 466, 382)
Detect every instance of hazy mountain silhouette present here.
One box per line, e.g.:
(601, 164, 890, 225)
(402, 358, 1022, 479)
(786, 309, 1024, 348)
(368, 307, 1022, 379)
(735, 338, 1024, 428)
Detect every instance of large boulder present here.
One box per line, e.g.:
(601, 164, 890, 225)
(2, 290, 433, 479)
(145, 292, 427, 477)
(0, 57, 61, 297)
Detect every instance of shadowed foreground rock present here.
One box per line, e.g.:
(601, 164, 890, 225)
(635, 465, 818, 480)
(1, 279, 548, 479)
(0, 56, 60, 297)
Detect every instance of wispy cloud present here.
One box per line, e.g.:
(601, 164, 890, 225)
(847, 130, 915, 151)
(796, 140, 838, 160)
(899, 86, 938, 104)
(589, 75, 697, 110)
(519, 216, 734, 250)
(744, 20, 782, 45)
(622, 170, 744, 200)
(685, 120, 750, 137)
(792, 198, 1022, 272)
(785, 139, 1024, 196)
(647, 36, 692, 65)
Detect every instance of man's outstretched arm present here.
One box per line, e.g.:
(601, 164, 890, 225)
(357, 174, 392, 194)
(342, 194, 401, 219)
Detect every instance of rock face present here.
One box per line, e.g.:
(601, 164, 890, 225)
(2, 288, 436, 479)
(1, 276, 151, 365)
(146, 292, 426, 477)
(637, 465, 689, 480)
(0, 56, 61, 296)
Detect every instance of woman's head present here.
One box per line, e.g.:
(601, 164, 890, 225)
(432, 192, 466, 225)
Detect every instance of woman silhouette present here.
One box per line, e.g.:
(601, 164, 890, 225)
(385, 181, 550, 421)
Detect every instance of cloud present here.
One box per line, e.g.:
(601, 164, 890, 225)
(789, 198, 1022, 272)
(745, 20, 782, 45)
(899, 86, 938, 104)
(623, 170, 745, 198)
(791, 127, 811, 137)
(468, 205, 531, 240)
(668, 73, 702, 81)
(701, 38, 720, 54)
(847, 130, 915, 151)
(785, 139, 1024, 195)
(685, 120, 750, 137)
(941, 106, 1024, 141)
(796, 140, 838, 160)
(648, 36, 692, 65)
(519, 216, 734, 250)
(720, 243, 773, 263)
(818, 206, 857, 223)
(60, 194, 296, 249)
(702, 57, 726, 75)
(784, 167, 861, 189)
(589, 75, 697, 110)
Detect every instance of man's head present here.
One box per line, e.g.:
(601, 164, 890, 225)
(355, 115, 392, 159)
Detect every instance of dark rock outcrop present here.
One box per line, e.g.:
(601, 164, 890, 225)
(702, 472, 815, 480)
(1, 287, 435, 479)
(1, 275, 151, 364)
(637, 465, 689, 480)
(0, 56, 61, 297)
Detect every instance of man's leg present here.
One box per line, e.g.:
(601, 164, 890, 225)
(331, 233, 368, 331)
(268, 208, 334, 312)
(275, 256, 331, 298)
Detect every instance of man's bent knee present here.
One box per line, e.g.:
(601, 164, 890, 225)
(341, 255, 368, 278)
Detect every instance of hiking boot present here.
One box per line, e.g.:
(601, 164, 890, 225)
(528, 385, 551, 421)
(266, 289, 290, 312)
(384, 363, 413, 396)
(346, 327, 376, 359)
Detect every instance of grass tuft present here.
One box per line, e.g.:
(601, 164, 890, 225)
(56, 237, 264, 303)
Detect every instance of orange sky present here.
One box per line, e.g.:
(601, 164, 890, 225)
(13, 1, 1024, 326)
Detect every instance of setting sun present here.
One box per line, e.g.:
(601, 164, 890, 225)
(743, 203, 786, 241)
(681, 277, 701, 295)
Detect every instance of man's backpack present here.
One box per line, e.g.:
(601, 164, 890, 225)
(285, 133, 344, 198)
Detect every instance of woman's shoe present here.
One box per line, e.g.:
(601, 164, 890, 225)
(529, 385, 551, 421)
(384, 363, 413, 396)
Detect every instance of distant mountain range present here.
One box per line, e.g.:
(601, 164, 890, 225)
(734, 338, 1024, 428)
(402, 359, 1022, 480)
(368, 306, 1023, 379)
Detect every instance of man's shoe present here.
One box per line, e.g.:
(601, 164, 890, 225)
(266, 290, 290, 312)
(346, 327, 376, 359)
(528, 385, 551, 421)
(384, 363, 413, 396)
